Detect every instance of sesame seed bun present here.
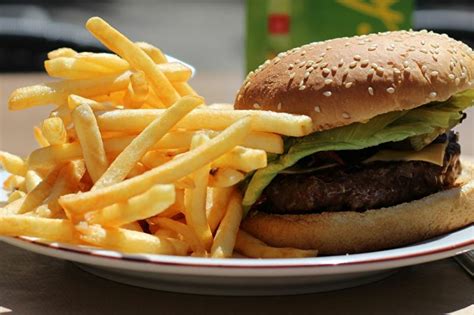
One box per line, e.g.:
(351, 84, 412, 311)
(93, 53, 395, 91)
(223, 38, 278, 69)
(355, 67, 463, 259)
(235, 30, 474, 131)
(241, 160, 474, 255)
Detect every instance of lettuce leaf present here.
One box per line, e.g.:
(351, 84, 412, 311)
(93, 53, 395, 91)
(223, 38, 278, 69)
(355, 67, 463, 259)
(242, 89, 474, 213)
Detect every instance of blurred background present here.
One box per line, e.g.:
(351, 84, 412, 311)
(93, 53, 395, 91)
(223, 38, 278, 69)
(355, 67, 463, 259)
(0, 0, 473, 156)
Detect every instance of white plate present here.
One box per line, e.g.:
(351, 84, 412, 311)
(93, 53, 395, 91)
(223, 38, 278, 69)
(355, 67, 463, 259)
(1, 170, 473, 295)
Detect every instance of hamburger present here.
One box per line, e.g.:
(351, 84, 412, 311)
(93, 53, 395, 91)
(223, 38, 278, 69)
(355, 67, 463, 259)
(234, 30, 474, 255)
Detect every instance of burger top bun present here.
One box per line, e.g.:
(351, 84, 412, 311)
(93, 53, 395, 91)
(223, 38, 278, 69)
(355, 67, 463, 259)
(235, 30, 474, 131)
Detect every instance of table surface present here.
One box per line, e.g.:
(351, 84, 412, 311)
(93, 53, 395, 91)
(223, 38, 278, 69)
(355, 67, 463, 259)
(0, 242, 472, 315)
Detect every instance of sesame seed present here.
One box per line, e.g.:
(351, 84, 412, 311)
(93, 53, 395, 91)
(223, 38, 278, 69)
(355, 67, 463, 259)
(237, 94, 242, 101)
(345, 82, 353, 88)
(360, 60, 369, 68)
(461, 72, 467, 79)
(331, 66, 338, 74)
(431, 71, 439, 77)
(299, 85, 306, 90)
(322, 68, 331, 76)
(307, 66, 314, 73)
(274, 57, 280, 64)
(393, 68, 401, 75)
(253, 103, 260, 109)
(377, 66, 385, 73)
(298, 61, 306, 67)
(344, 42, 350, 47)
(368, 68, 375, 76)
(314, 105, 321, 113)
(421, 40, 426, 45)
(431, 43, 439, 48)
(304, 72, 310, 79)
(277, 103, 282, 110)
(289, 72, 296, 79)
(358, 41, 365, 45)
(245, 81, 251, 88)
(300, 50, 306, 56)
(455, 77, 461, 85)
(371, 63, 378, 69)
(323, 91, 332, 97)
(420, 48, 428, 54)
(386, 47, 394, 51)
(349, 61, 357, 68)
(353, 55, 361, 61)
(320, 62, 328, 68)
(448, 74, 455, 80)
(338, 59, 344, 67)
(386, 87, 395, 94)
(342, 112, 351, 119)
(403, 61, 409, 68)
(306, 60, 314, 67)
(288, 63, 294, 70)
(277, 52, 286, 58)
(408, 47, 415, 52)
(432, 56, 438, 62)
(320, 52, 326, 57)
(368, 46, 377, 51)
(325, 78, 333, 85)
(326, 46, 332, 50)
(421, 65, 428, 72)
(368, 87, 374, 95)
(429, 92, 437, 99)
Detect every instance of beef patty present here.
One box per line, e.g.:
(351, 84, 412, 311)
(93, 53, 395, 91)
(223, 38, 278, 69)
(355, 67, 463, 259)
(257, 135, 462, 214)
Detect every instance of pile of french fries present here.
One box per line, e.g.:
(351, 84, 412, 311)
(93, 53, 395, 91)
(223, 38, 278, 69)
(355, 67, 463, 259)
(0, 17, 317, 258)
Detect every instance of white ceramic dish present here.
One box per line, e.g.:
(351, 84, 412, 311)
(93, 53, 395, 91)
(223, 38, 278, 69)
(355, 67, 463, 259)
(1, 168, 473, 295)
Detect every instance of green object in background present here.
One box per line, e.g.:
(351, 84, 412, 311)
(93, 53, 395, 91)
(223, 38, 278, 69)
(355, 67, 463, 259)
(246, 0, 414, 73)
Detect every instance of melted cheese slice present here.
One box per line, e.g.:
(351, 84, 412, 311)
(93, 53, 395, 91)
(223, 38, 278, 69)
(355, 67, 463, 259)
(364, 142, 448, 166)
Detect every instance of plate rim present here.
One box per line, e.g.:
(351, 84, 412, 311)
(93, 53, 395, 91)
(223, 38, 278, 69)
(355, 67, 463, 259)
(1, 224, 472, 270)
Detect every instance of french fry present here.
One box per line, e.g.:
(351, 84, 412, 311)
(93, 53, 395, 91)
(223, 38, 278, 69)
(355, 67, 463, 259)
(59, 116, 252, 215)
(0, 197, 25, 215)
(123, 71, 149, 108)
(150, 217, 205, 255)
(25, 170, 43, 193)
(234, 231, 318, 258)
(33, 127, 50, 147)
(122, 221, 143, 232)
(126, 162, 148, 179)
(184, 134, 213, 250)
(208, 168, 244, 188)
(0, 215, 76, 243)
(207, 187, 234, 233)
(92, 96, 203, 189)
(96, 108, 312, 137)
(41, 117, 67, 145)
(207, 103, 234, 110)
(8, 72, 130, 110)
(76, 52, 129, 72)
(3, 175, 25, 192)
(48, 47, 77, 59)
(46, 161, 86, 215)
(85, 184, 175, 227)
(174, 82, 198, 97)
(155, 189, 185, 218)
(68, 95, 118, 112)
(50, 105, 72, 127)
(0, 151, 27, 176)
(211, 192, 243, 258)
(72, 104, 109, 183)
(7, 190, 26, 203)
(19, 167, 61, 214)
(140, 150, 173, 169)
(213, 147, 267, 172)
(135, 42, 166, 63)
(45, 57, 112, 80)
(153, 228, 180, 239)
(135, 42, 196, 97)
(86, 17, 180, 106)
(76, 222, 186, 255)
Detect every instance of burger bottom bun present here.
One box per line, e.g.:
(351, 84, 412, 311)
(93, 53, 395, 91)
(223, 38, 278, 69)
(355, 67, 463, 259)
(241, 160, 474, 255)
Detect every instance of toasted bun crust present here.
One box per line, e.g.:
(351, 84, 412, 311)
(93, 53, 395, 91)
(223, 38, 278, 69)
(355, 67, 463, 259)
(235, 30, 474, 131)
(241, 160, 474, 255)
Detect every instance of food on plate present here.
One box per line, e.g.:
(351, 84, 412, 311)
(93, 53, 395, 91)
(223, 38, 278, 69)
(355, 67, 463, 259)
(0, 17, 313, 258)
(236, 30, 474, 254)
